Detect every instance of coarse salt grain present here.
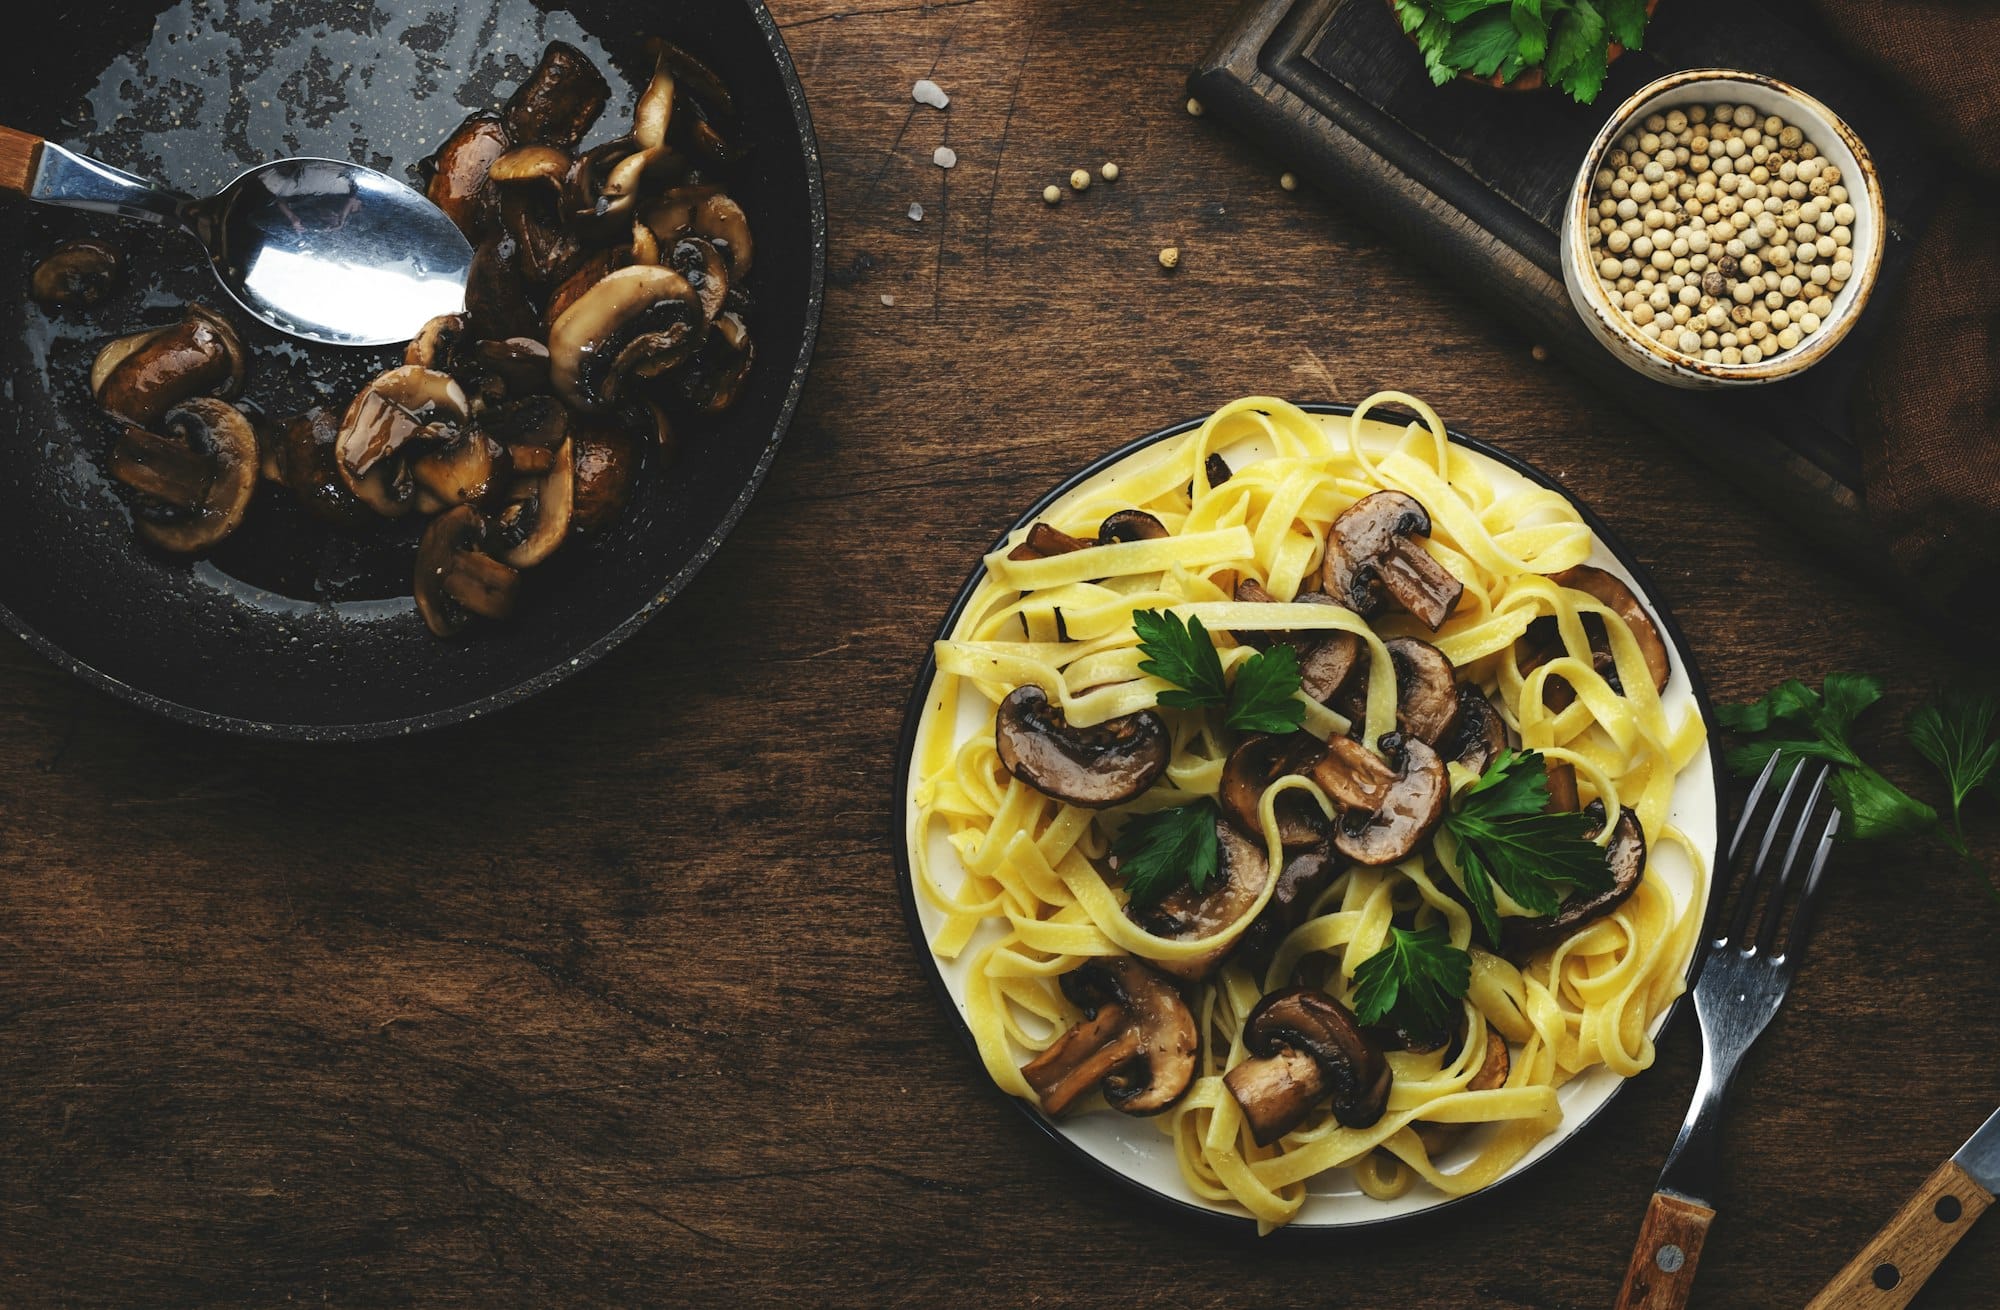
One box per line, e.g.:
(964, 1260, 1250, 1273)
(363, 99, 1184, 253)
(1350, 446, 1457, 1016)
(881, 295, 895, 306)
(912, 79, 949, 110)
(908, 203, 924, 222)
(933, 146, 957, 169)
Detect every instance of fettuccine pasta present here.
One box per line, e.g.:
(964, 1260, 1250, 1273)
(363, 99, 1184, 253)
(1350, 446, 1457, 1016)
(909, 395, 1708, 1231)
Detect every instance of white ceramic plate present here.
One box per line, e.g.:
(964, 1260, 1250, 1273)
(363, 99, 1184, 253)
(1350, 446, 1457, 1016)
(893, 404, 1723, 1232)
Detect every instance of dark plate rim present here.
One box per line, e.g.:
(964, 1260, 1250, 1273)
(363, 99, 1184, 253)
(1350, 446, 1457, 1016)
(0, 0, 828, 741)
(890, 401, 1729, 1238)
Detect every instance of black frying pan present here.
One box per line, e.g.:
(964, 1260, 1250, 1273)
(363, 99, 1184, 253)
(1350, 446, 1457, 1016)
(0, 0, 825, 738)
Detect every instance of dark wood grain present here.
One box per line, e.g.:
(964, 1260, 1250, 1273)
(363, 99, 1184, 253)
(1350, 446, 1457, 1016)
(0, 1, 1995, 1306)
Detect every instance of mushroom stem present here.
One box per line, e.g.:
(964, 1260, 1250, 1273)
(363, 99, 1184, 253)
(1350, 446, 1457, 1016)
(1380, 537, 1462, 629)
(1021, 1004, 1143, 1118)
(1223, 1046, 1327, 1146)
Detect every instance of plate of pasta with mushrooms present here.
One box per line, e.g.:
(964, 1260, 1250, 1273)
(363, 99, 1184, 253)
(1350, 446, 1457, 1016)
(895, 394, 1723, 1232)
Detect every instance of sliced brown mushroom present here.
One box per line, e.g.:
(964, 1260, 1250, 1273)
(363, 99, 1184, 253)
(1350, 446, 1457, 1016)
(1007, 522, 1091, 562)
(1516, 616, 1578, 712)
(1204, 453, 1232, 486)
(502, 41, 611, 151)
(678, 310, 753, 413)
(405, 313, 470, 371)
(638, 184, 724, 246)
(1414, 1027, 1511, 1154)
(1441, 685, 1510, 776)
(1321, 490, 1464, 631)
(652, 40, 742, 165)
(413, 505, 519, 638)
(1234, 842, 1343, 978)
(334, 366, 470, 518)
(1127, 819, 1271, 982)
(31, 238, 121, 308)
(260, 406, 373, 529)
(411, 429, 502, 514)
(1315, 733, 1449, 866)
(632, 41, 677, 149)
(667, 236, 730, 322)
(1504, 804, 1647, 955)
(1550, 565, 1671, 693)
(1385, 637, 1460, 746)
(463, 337, 552, 406)
(1098, 510, 1169, 543)
(691, 192, 753, 279)
(1308, 735, 1400, 813)
(1335, 635, 1462, 747)
(993, 685, 1170, 808)
(571, 424, 638, 534)
(1233, 580, 1362, 702)
(1220, 733, 1330, 848)
(1020, 957, 1197, 1118)
(418, 111, 509, 240)
(544, 247, 629, 327)
(107, 398, 258, 554)
(490, 438, 575, 568)
(480, 394, 572, 477)
(548, 265, 707, 412)
(92, 305, 247, 428)
(1544, 759, 1581, 814)
(487, 144, 573, 188)
(1223, 988, 1391, 1145)
(465, 236, 544, 341)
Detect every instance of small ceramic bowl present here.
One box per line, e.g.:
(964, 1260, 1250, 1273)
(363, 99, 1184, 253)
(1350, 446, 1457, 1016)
(1560, 68, 1885, 389)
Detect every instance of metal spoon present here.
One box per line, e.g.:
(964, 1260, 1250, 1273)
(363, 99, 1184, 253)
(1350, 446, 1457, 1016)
(1, 125, 472, 347)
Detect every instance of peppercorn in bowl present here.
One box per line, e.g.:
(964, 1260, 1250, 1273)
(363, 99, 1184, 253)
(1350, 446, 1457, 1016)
(1560, 69, 1883, 389)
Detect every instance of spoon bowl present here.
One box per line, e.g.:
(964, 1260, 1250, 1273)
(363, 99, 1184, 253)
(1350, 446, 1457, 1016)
(1, 127, 472, 346)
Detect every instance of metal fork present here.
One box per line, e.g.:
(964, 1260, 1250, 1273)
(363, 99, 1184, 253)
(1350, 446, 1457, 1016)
(1615, 753, 1844, 1310)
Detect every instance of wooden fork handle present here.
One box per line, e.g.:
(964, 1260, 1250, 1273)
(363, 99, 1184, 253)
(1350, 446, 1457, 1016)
(1615, 1191, 1716, 1309)
(1805, 1160, 1993, 1308)
(0, 125, 45, 195)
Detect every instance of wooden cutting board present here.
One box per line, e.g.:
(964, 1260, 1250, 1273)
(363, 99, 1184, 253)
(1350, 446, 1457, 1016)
(1191, 0, 1944, 581)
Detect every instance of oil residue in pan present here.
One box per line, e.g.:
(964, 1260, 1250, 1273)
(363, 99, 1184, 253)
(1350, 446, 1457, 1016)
(14, 0, 639, 612)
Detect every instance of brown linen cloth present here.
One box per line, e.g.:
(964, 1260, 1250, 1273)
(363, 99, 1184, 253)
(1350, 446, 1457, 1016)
(1807, 0, 2000, 623)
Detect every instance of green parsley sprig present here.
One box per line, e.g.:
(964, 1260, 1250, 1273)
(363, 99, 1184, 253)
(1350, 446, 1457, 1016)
(1110, 799, 1219, 908)
(1352, 923, 1473, 1038)
(1132, 609, 1306, 734)
(1393, 0, 1650, 104)
(1443, 748, 1612, 944)
(1719, 674, 1999, 896)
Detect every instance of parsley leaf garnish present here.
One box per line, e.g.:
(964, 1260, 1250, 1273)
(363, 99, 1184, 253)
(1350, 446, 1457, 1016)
(1352, 923, 1472, 1036)
(1910, 685, 2000, 837)
(1225, 644, 1308, 734)
(1444, 749, 1610, 944)
(1111, 800, 1220, 908)
(1132, 608, 1306, 733)
(1390, 0, 1641, 103)
(1133, 609, 1227, 708)
(1716, 673, 1939, 842)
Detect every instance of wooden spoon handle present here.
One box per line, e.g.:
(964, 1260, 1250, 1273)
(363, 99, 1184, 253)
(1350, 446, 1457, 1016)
(1806, 1160, 1993, 1308)
(0, 124, 45, 195)
(1615, 1191, 1716, 1309)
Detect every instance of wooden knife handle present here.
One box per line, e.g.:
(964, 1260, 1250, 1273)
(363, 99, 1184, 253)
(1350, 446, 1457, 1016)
(1806, 1160, 1993, 1309)
(1615, 1191, 1716, 1309)
(0, 125, 44, 195)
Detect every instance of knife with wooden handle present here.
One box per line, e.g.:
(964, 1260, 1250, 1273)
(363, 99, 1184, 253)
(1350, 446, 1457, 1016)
(1807, 1106, 2000, 1308)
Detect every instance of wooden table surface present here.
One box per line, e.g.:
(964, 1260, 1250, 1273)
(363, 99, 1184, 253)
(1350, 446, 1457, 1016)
(3, 2, 1995, 1305)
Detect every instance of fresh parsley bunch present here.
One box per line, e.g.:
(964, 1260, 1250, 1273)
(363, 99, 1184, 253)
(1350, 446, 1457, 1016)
(1393, 0, 1650, 104)
(1719, 673, 1999, 893)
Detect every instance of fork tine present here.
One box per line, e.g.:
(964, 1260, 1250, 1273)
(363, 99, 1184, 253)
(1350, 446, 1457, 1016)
(1755, 766, 1832, 953)
(1781, 807, 1842, 962)
(1727, 751, 1785, 865)
(1727, 760, 1821, 945)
